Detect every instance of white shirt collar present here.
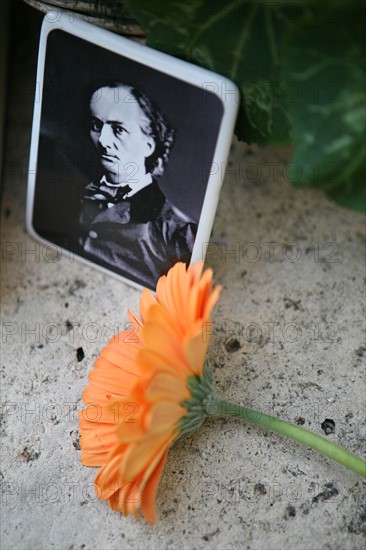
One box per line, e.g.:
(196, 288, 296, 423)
(100, 173, 153, 198)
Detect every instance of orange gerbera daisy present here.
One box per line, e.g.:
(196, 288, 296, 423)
(79, 261, 221, 523)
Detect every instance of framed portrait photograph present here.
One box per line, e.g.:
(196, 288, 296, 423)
(26, 10, 239, 290)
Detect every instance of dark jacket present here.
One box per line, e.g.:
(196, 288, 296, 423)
(79, 180, 197, 289)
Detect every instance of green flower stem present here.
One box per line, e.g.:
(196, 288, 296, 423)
(209, 397, 366, 479)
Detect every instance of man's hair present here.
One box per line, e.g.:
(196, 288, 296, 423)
(90, 82, 175, 177)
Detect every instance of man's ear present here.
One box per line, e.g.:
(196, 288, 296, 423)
(144, 136, 156, 157)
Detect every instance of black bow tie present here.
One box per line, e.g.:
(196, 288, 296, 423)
(84, 183, 132, 205)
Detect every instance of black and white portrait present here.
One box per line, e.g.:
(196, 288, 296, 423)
(29, 24, 231, 289)
(79, 82, 196, 287)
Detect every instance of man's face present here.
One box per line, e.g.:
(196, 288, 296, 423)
(89, 86, 155, 185)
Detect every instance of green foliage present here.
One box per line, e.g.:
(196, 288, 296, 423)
(121, 0, 365, 210)
(284, 7, 366, 211)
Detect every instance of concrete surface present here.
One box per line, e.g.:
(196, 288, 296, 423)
(1, 2, 365, 549)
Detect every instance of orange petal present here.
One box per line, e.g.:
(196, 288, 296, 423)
(155, 273, 170, 310)
(79, 399, 135, 427)
(81, 450, 109, 467)
(142, 319, 191, 374)
(95, 444, 127, 500)
(194, 268, 213, 319)
(108, 327, 140, 346)
(127, 309, 143, 330)
(184, 326, 209, 375)
(100, 345, 141, 377)
(80, 423, 119, 452)
(203, 284, 222, 320)
(82, 383, 121, 407)
(145, 401, 186, 435)
(137, 348, 187, 383)
(118, 478, 142, 516)
(88, 363, 137, 396)
(140, 450, 169, 523)
(117, 421, 146, 443)
(146, 372, 190, 403)
(188, 260, 204, 283)
(122, 432, 173, 482)
(139, 287, 157, 321)
(163, 262, 186, 324)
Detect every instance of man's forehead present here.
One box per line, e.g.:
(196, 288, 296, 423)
(90, 87, 141, 120)
(91, 86, 132, 101)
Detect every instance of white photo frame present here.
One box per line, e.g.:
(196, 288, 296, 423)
(26, 9, 239, 290)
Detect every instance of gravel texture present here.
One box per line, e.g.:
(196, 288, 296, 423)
(1, 3, 365, 549)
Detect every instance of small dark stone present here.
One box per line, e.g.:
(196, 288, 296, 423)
(202, 529, 219, 541)
(76, 347, 85, 362)
(312, 483, 339, 503)
(70, 430, 81, 451)
(285, 504, 296, 518)
(355, 346, 366, 357)
(347, 520, 363, 535)
(254, 483, 267, 496)
(21, 447, 40, 462)
(65, 302, 69, 308)
(69, 279, 86, 296)
(295, 417, 305, 425)
(284, 297, 302, 310)
(321, 418, 335, 435)
(37, 344, 44, 349)
(225, 338, 241, 353)
(65, 320, 73, 331)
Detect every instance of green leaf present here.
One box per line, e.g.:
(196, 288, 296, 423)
(326, 164, 366, 212)
(124, 0, 366, 210)
(284, 8, 366, 210)
(125, 0, 295, 144)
